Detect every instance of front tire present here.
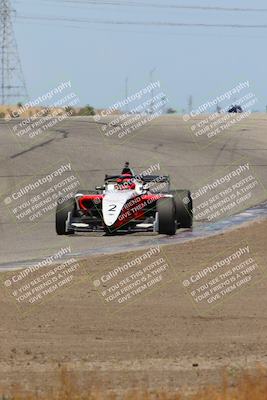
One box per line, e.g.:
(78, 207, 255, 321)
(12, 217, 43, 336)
(56, 198, 75, 235)
(157, 198, 176, 235)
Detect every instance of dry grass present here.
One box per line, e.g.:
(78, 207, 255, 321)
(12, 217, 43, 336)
(0, 105, 66, 119)
(1, 367, 267, 400)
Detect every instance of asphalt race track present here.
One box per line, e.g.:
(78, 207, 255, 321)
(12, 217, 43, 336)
(0, 114, 267, 267)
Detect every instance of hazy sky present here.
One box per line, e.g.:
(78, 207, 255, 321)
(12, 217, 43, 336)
(13, 0, 267, 111)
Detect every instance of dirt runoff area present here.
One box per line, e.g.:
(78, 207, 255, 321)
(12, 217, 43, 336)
(0, 219, 267, 394)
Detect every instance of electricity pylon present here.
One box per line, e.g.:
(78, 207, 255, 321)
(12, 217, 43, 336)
(0, 0, 28, 104)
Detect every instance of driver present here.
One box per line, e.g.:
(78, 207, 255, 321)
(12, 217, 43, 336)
(121, 161, 135, 176)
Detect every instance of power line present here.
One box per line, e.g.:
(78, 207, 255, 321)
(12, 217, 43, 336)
(17, 15, 267, 29)
(38, 0, 267, 13)
(17, 18, 267, 39)
(0, 0, 28, 104)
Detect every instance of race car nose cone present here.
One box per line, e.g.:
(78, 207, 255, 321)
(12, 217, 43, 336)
(103, 190, 135, 226)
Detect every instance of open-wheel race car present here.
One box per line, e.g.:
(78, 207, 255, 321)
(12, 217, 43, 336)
(55, 165, 193, 236)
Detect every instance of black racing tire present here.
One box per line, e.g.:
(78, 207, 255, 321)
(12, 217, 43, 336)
(156, 197, 176, 235)
(56, 198, 75, 235)
(170, 190, 193, 229)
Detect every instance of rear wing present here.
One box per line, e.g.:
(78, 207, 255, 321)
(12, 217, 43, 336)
(141, 175, 170, 184)
(105, 174, 128, 181)
(105, 174, 170, 183)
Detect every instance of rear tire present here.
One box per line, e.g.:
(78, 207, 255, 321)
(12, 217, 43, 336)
(157, 198, 176, 235)
(170, 190, 193, 228)
(56, 198, 75, 235)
